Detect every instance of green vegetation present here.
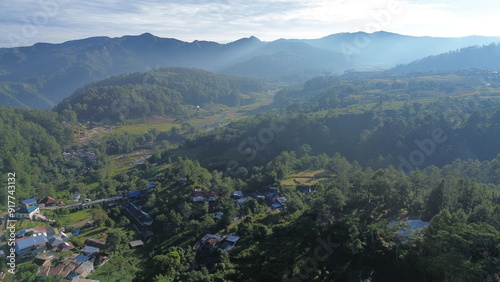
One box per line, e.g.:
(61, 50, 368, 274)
(54, 67, 266, 124)
(2, 66, 500, 281)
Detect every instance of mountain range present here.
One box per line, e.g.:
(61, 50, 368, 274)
(1, 31, 499, 109)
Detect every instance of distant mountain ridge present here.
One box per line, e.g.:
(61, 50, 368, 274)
(1, 31, 499, 109)
(390, 43, 500, 74)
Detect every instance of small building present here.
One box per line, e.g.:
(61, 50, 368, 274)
(74, 261, 94, 278)
(125, 203, 153, 226)
(81, 246, 99, 255)
(49, 236, 65, 247)
(15, 206, 41, 220)
(200, 234, 222, 250)
(236, 197, 252, 206)
(127, 190, 142, 199)
(21, 198, 38, 206)
(389, 219, 430, 240)
(84, 238, 106, 250)
(178, 177, 186, 185)
(147, 181, 158, 192)
(15, 235, 48, 259)
(72, 192, 81, 201)
(269, 184, 279, 190)
(220, 235, 241, 251)
(37, 197, 58, 207)
(190, 190, 218, 202)
(58, 242, 75, 252)
(74, 255, 90, 263)
(233, 191, 244, 199)
(129, 240, 144, 248)
(213, 212, 224, 220)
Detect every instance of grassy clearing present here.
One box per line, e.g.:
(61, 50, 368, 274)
(112, 116, 181, 135)
(56, 209, 94, 227)
(282, 169, 333, 186)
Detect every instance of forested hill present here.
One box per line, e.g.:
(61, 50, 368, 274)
(0, 106, 73, 203)
(2, 32, 499, 109)
(180, 74, 500, 175)
(54, 67, 266, 124)
(391, 43, 500, 74)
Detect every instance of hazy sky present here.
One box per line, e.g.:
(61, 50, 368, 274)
(1, 0, 499, 48)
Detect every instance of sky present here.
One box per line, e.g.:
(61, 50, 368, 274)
(1, 0, 499, 48)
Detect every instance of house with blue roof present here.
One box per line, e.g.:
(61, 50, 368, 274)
(220, 235, 241, 251)
(15, 235, 48, 258)
(389, 219, 430, 240)
(15, 205, 40, 220)
(21, 198, 37, 206)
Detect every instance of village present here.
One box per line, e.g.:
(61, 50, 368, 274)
(0, 179, 293, 281)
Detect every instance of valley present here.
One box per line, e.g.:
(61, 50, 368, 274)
(0, 33, 499, 282)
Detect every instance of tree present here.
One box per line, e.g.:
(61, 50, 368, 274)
(152, 251, 182, 277)
(92, 208, 109, 227)
(107, 229, 129, 252)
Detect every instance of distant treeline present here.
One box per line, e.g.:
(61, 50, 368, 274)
(55, 67, 266, 124)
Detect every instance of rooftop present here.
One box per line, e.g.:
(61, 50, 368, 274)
(15, 235, 48, 253)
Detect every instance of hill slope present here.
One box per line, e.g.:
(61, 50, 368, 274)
(390, 43, 500, 74)
(54, 67, 266, 124)
(1, 32, 499, 109)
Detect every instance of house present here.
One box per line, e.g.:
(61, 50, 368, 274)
(18, 226, 51, 238)
(15, 205, 41, 220)
(301, 186, 316, 194)
(81, 246, 99, 255)
(178, 177, 186, 185)
(84, 238, 106, 250)
(190, 189, 218, 202)
(129, 240, 144, 248)
(147, 181, 158, 192)
(269, 184, 279, 190)
(21, 198, 38, 206)
(0, 250, 5, 258)
(37, 196, 58, 207)
(125, 203, 153, 226)
(74, 261, 94, 278)
(200, 234, 222, 250)
(58, 242, 75, 252)
(213, 212, 224, 220)
(74, 255, 90, 263)
(389, 219, 430, 240)
(233, 191, 244, 199)
(236, 197, 252, 206)
(49, 236, 66, 247)
(15, 235, 48, 258)
(35, 259, 52, 280)
(127, 190, 142, 199)
(72, 192, 81, 201)
(220, 235, 241, 251)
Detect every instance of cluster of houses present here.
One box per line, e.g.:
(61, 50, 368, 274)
(188, 184, 287, 211)
(190, 188, 219, 202)
(14, 226, 72, 259)
(13, 224, 108, 281)
(35, 237, 108, 281)
(195, 234, 242, 270)
(15, 197, 63, 221)
(231, 184, 287, 211)
(63, 149, 97, 163)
